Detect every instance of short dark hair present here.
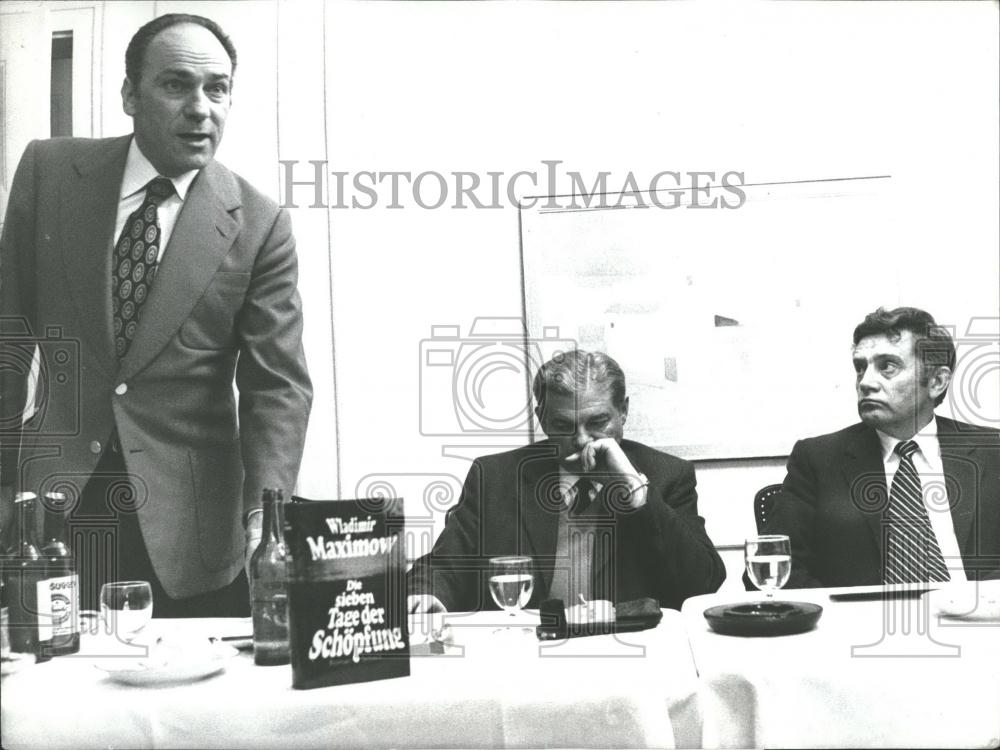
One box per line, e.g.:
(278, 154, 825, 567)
(532, 349, 627, 415)
(853, 306, 956, 407)
(125, 13, 237, 86)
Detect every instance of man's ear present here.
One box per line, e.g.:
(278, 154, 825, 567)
(121, 77, 137, 116)
(927, 366, 952, 402)
(621, 396, 630, 420)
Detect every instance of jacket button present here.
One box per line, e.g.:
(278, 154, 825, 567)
(89, 441, 102, 454)
(115, 383, 128, 395)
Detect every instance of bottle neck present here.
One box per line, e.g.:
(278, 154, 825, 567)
(261, 489, 286, 543)
(16, 500, 41, 558)
(261, 497, 277, 542)
(43, 511, 69, 548)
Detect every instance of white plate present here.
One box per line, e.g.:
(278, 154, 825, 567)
(95, 640, 238, 686)
(925, 581, 1000, 621)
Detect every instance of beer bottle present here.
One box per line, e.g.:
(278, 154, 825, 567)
(39, 492, 80, 656)
(1, 494, 17, 660)
(7, 493, 51, 662)
(250, 488, 290, 665)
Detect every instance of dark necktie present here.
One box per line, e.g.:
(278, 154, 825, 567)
(112, 177, 174, 359)
(570, 478, 596, 517)
(883, 440, 950, 584)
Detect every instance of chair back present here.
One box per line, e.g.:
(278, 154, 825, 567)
(753, 483, 784, 534)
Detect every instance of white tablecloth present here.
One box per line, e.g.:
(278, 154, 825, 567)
(682, 585, 1000, 749)
(1, 610, 701, 749)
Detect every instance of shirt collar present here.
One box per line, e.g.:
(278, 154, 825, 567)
(877, 415, 939, 461)
(120, 137, 199, 202)
(558, 467, 603, 505)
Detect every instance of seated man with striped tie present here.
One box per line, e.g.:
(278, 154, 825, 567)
(407, 349, 726, 614)
(762, 306, 1000, 588)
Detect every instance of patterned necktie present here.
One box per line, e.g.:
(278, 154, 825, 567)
(111, 176, 175, 359)
(883, 439, 951, 584)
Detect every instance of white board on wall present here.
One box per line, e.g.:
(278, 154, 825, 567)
(520, 175, 908, 459)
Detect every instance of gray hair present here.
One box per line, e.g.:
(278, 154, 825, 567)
(532, 349, 627, 413)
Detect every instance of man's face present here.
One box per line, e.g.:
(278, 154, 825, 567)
(121, 23, 232, 177)
(853, 330, 945, 439)
(536, 384, 629, 468)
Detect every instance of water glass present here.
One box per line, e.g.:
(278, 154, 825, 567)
(745, 535, 792, 599)
(100, 581, 153, 642)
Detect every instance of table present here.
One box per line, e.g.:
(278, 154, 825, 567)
(682, 585, 1000, 749)
(1, 609, 702, 749)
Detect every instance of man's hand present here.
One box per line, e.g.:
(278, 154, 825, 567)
(565, 437, 635, 475)
(565, 438, 649, 509)
(408, 594, 447, 615)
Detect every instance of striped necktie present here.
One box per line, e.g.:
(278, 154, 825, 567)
(883, 439, 950, 584)
(112, 176, 174, 359)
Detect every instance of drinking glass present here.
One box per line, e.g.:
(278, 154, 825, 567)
(100, 581, 153, 642)
(745, 535, 792, 599)
(488, 556, 534, 631)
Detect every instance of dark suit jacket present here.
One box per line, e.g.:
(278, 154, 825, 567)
(407, 438, 726, 611)
(1, 136, 312, 598)
(762, 416, 1000, 588)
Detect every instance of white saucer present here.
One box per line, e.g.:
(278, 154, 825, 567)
(924, 581, 1000, 621)
(95, 639, 238, 686)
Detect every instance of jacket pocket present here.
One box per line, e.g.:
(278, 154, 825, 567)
(178, 272, 251, 350)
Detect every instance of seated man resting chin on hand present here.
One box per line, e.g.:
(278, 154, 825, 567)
(406, 349, 725, 615)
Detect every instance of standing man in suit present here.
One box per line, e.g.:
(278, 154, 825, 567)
(0, 14, 312, 615)
(764, 306, 1000, 588)
(407, 350, 725, 613)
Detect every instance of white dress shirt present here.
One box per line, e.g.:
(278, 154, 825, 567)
(112, 139, 199, 262)
(877, 418, 967, 583)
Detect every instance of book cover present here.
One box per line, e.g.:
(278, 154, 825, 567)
(284, 497, 409, 689)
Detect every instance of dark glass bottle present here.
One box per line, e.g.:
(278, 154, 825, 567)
(6, 493, 51, 662)
(39, 492, 80, 656)
(250, 488, 290, 666)
(1, 494, 16, 660)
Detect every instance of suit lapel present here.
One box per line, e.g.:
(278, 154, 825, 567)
(61, 137, 131, 375)
(841, 426, 889, 559)
(119, 160, 240, 379)
(937, 417, 977, 555)
(517, 443, 562, 597)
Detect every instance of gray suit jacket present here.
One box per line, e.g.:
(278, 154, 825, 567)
(1, 136, 313, 598)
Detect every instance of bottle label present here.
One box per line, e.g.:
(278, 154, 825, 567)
(36, 574, 79, 641)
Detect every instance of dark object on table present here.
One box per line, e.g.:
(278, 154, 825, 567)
(215, 635, 254, 651)
(284, 499, 410, 689)
(536, 597, 663, 640)
(250, 489, 290, 666)
(828, 587, 934, 602)
(703, 601, 823, 637)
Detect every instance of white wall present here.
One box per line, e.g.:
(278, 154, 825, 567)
(2, 0, 998, 592)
